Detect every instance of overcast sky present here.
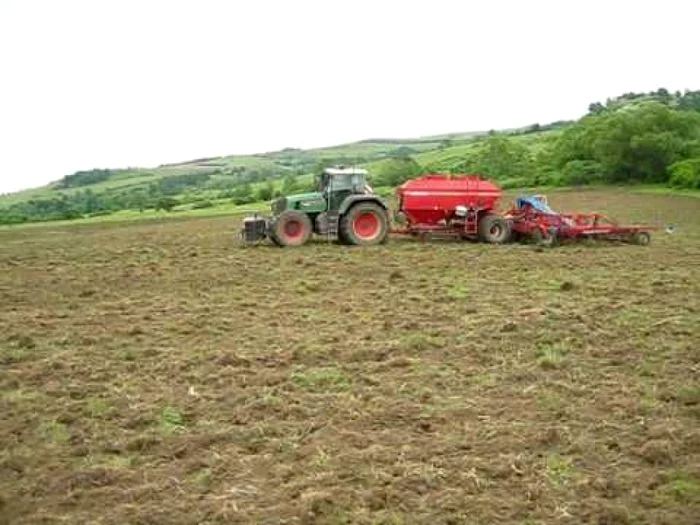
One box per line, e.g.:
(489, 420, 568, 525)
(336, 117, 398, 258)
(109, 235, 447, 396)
(1, 0, 698, 194)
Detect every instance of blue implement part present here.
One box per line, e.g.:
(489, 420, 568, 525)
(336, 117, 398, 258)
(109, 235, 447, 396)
(516, 195, 558, 215)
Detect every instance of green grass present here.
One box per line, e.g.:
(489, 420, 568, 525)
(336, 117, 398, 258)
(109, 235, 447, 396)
(630, 185, 700, 198)
(0, 200, 270, 229)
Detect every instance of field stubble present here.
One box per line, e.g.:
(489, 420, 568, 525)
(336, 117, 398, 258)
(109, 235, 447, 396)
(1, 190, 699, 524)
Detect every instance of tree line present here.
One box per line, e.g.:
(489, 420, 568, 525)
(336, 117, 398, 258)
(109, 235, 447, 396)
(412, 95, 700, 190)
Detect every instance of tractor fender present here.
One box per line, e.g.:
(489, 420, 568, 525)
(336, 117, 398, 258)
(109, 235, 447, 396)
(338, 195, 389, 216)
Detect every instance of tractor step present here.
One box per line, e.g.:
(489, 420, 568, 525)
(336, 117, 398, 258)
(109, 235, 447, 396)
(325, 212, 339, 238)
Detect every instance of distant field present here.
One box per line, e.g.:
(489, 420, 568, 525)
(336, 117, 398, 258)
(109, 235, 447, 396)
(1, 189, 698, 524)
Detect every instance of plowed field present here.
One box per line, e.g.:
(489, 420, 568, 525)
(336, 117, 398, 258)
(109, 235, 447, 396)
(1, 189, 699, 524)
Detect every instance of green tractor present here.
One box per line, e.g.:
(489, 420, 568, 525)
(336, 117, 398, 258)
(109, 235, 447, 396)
(241, 166, 390, 247)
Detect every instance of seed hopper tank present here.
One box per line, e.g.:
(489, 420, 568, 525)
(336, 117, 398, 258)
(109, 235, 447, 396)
(392, 174, 511, 243)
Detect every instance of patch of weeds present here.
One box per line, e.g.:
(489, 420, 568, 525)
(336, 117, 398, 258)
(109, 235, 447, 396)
(311, 447, 330, 468)
(1, 388, 40, 403)
(4, 347, 28, 363)
(40, 419, 70, 445)
(127, 325, 145, 337)
(246, 390, 283, 411)
(120, 348, 138, 361)
(87, 398, 113, 419)
(7, 333, 36, 349)
(294, 279, 321, 294)
(402, 333, 446, 352)
(80, 454, 135, 469)
(194, 467, 212, 492)
(159, 406, 186, 434)
(676, 385, 700, 406)
(655, 470, 700, 505)
(2, 334, 38, 363)
(614, 306, 647, 327)
(446, 284, 469, 300)
(636, 360, 656, 377)
(292, 367, 351, 393)
(639, 381, 658, 414)
(546, 453, 574, 488)
(107, 455, 136, 469)
(418, 363, 457, 378)
(535, 343, 567, 369)
(543, 279, 577, 292)
(258, 392, 283, 407)
(537, 390, 564, 415)
(542, 279, 563, 290)
(471, 371, 499, 389)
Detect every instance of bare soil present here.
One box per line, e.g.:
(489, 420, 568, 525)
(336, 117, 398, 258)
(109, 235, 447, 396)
(1, 189, 699, 524)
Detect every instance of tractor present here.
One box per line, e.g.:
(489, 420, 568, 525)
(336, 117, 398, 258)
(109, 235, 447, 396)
(241, 166, 390, 246)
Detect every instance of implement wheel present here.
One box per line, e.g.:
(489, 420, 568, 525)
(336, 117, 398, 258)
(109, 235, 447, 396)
(270, 210, 312, 247)
(478, 213, 511, 244)
(531, 227, 558, 247)
(632, 231, 651, 246)
(340, 202, 389, 246)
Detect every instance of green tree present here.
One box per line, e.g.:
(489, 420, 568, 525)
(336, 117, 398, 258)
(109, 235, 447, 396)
(679, 90, 700, 112)
(459, 135, 533, 180)
(552, 102, 700, 183)
(371, 157, 424, 187)
(588, 102, 605, 115)
(256, 181, 275, 202)
(155, 197, 177, 211)
(669, 158, 700, 188)
(231, 183, 253, 205)
(280, 175, 298, 196)
(560, 160, 606, 185)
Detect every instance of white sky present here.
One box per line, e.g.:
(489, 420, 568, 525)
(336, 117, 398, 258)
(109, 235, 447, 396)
(1, 0, 698, 194)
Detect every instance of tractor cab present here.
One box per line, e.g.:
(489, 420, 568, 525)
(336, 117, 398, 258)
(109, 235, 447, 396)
(317, 166, 373, 208)
(313, 166, 373, 212)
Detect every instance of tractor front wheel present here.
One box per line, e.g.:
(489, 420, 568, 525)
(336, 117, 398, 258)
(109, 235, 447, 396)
(270, 210, 312, 247)
(340, 202, 389, 246)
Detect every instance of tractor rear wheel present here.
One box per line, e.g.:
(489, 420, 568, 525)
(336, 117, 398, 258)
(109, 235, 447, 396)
(478, 213, 511, 243)
(270, 210, 312, 247)
(340, 202, 389, 246)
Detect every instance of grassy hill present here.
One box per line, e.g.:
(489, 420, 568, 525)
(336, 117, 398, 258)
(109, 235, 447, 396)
(2, 88, 699, 225)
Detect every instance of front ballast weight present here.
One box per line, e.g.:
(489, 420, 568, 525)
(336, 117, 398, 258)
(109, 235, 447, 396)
(240, 213, 270, 244)
(240, 210, 316, 247)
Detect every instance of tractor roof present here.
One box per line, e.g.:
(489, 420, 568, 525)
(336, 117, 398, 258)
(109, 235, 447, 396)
(323, 166, 368, 176)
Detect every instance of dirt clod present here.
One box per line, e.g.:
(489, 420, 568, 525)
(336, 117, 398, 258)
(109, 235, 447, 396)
(637, 440, 674, 466)
(560, 280, 576, 291)
(501, 321, 518, 332)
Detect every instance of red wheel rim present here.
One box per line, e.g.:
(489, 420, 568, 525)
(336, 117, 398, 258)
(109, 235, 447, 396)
(353, 212, 381, 240)
(283, 219, 303, 240)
